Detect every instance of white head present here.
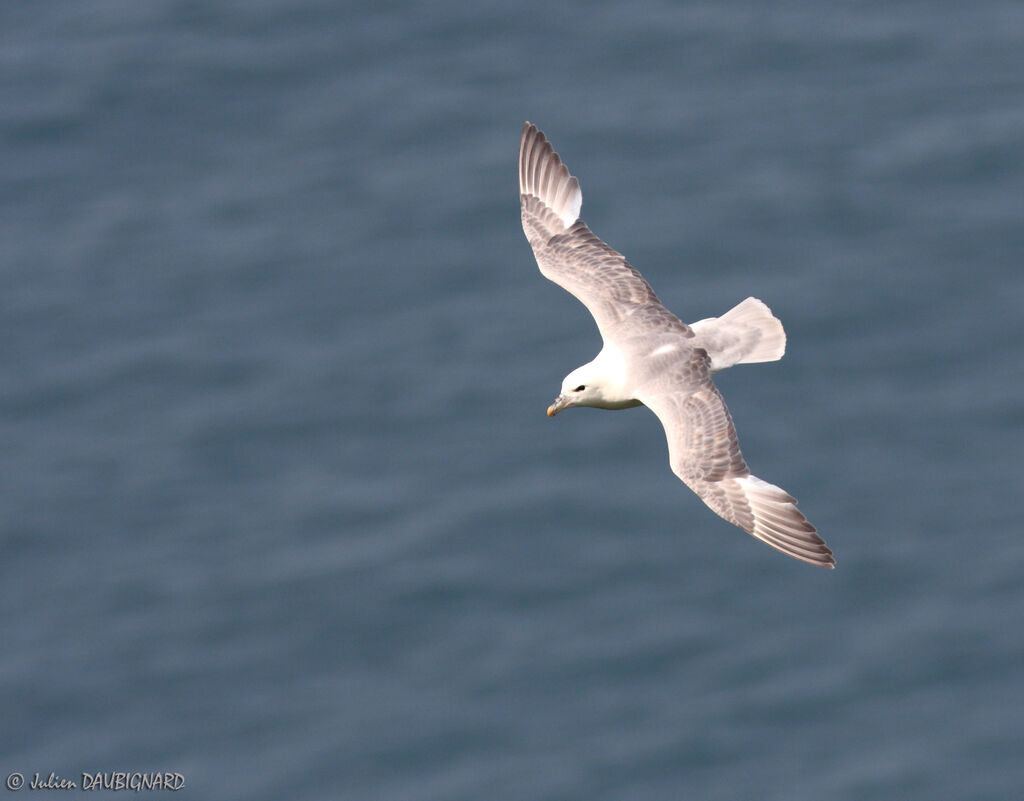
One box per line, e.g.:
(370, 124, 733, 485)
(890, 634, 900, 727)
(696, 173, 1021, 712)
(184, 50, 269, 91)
(546, 363, 606, 416)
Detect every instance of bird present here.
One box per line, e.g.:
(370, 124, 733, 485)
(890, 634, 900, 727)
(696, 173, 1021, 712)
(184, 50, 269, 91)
(518, 122, 834, 568)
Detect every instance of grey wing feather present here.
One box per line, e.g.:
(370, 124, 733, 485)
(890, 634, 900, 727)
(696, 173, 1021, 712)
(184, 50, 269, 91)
(637, 363, 835, 568)
(519, 122, 689, 340)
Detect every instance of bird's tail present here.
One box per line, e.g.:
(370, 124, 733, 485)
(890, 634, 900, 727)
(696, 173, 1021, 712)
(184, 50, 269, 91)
(689, 297, 786, 372)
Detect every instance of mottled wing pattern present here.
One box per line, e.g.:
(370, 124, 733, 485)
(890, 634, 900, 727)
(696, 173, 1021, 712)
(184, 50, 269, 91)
(637, 360, 835, 568)
(519, 122, 689, 340)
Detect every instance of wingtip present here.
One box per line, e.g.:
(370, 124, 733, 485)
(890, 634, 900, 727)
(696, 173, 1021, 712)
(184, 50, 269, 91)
(518, 123, 582, 228)
(521, 121, 542, 146)
(733, 475, 836, 568)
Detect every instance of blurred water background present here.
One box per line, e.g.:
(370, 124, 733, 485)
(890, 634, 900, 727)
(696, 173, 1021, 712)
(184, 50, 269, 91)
(2, 1, 1023, 798)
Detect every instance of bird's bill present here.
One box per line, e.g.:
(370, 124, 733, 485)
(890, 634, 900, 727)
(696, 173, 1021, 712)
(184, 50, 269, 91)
(547, 394, 571, 417)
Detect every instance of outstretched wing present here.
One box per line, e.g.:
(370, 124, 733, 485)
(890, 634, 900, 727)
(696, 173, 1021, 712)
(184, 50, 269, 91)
(519, 122, 689, 340)
(636, 360, 834, 568)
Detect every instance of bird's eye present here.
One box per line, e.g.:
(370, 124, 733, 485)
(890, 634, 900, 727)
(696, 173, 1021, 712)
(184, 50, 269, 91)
(574, 385, 586, 392)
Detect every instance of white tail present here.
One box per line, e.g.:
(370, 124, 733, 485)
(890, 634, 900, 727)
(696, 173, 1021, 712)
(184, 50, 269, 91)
(690, 297, 786, 372)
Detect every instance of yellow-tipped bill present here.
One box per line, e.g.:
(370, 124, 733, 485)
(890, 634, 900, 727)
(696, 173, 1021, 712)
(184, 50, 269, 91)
(547, 394, 570, 417)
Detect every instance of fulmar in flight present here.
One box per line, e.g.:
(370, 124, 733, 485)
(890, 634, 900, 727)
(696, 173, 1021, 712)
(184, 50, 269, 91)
(519, 122, 834, 568)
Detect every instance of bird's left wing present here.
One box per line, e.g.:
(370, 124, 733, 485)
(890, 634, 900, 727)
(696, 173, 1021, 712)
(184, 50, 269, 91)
(635, 358, 835, 568)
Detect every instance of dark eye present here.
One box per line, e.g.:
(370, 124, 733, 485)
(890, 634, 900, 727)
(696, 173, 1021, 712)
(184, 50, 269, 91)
(574, 385, 586, 392)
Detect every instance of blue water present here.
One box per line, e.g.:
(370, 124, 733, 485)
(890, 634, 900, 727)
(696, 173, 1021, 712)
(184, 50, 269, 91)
(2, 1, 1023, 798)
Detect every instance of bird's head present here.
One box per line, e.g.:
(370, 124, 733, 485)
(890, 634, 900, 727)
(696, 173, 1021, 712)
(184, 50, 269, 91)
(547, 365, 604, 416)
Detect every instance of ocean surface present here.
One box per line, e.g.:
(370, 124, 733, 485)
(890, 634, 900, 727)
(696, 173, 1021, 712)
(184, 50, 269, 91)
(2, 1, 1023, 798)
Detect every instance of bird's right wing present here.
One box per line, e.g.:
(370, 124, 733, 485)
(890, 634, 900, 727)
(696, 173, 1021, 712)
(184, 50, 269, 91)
(519, 122, 689, 340)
